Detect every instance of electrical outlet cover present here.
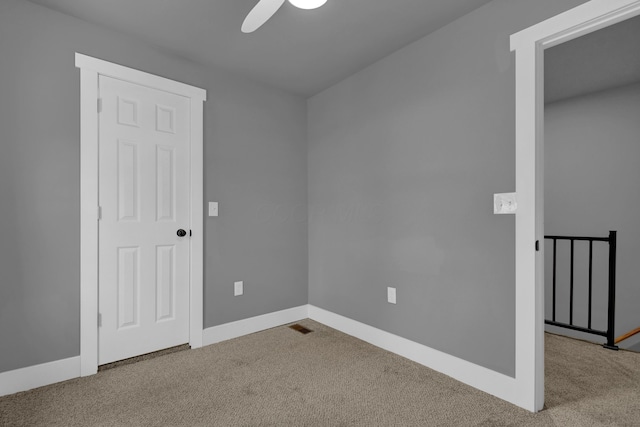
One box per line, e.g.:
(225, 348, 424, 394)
(234, 281, 243, 296)
(387, 287, 397, 304)
(209, 202, 219, 217)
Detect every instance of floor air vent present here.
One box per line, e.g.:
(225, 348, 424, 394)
(289, 324, 313, 334)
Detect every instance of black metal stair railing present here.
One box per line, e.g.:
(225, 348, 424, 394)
(544, 230, 618, 350)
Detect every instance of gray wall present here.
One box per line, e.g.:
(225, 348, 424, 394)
(544, 83, 640, 345)
(308, 0, 588, 376)
(0, 0, 308, 373)
(544, 14, 640, 105)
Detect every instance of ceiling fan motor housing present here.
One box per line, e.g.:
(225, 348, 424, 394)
(289, 0, 327, 10)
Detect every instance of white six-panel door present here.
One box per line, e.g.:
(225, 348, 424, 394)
(98, 75, 190, 365)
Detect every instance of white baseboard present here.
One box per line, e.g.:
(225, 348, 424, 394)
(0, 356, 80, 397)
(1, 305, 523, 409)
(308, 305, 523, 409)
(0, 306, 308, 398)
(202, 305, 309, 346)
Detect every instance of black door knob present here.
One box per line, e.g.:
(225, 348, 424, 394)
(177, 229, 187, 237)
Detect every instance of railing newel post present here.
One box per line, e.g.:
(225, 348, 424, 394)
(604, 230, 618, 350)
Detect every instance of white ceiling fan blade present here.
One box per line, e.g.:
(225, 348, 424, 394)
(242, 0, 286, 33)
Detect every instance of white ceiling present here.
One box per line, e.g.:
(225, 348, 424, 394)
(545, 14, 640, 104)
(27, 0, 493, 96)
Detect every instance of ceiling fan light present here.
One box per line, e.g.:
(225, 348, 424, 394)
(288, 0, 327, 10)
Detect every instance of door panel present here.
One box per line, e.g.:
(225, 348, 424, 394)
(156, 146, 175, 222)
(117, 246, 140, 329)
(156, 245, 175, 322)
(98, 75, 190, 365)
(117, 140, 139, 222)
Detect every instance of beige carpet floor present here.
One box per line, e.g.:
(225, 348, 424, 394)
(1, 319, 639, 426)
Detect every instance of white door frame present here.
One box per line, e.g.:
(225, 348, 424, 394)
(76, 53, 206, 376)
(510, 0, 640, 412)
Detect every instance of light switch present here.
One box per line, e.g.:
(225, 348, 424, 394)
(494, 193, 517, 214)
(209, 202, 218, 217)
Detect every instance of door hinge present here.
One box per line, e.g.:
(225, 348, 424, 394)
(535, 240, 540, 251)
(97, 98, 102, 113)
(97, 206, 102, 220)
(190, 229, 192, 237)
(98, 313, 102, 327)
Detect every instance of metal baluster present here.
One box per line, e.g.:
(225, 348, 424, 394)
(552, 238, 557, 322)
(588, 239, 593, 330)
(570, 239, 574, 326)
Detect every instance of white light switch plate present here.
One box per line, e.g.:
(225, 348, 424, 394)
(387, 287, 396, 304)
(209, 202, 218, 217)
(494, 193, 517, 214)
(234, 281, 243, 296)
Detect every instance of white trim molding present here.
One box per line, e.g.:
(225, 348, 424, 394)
(510, 0, 640, 412)
(76, 53, 206, 376)
(308, 306, 531, 410)
(0, 357, 80, 397)
(1, 303, 578, 408)
(0, 306, 308, 397)
(203, 305, 309, 346)
(75, 54, 206, 100)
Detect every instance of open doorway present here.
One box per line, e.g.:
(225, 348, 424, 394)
(511, 0, 640, 412)
(543, 15, 640, 352)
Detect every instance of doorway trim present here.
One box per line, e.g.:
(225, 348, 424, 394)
(510, 0, 640, 412)
(76, 53, 206, 376)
